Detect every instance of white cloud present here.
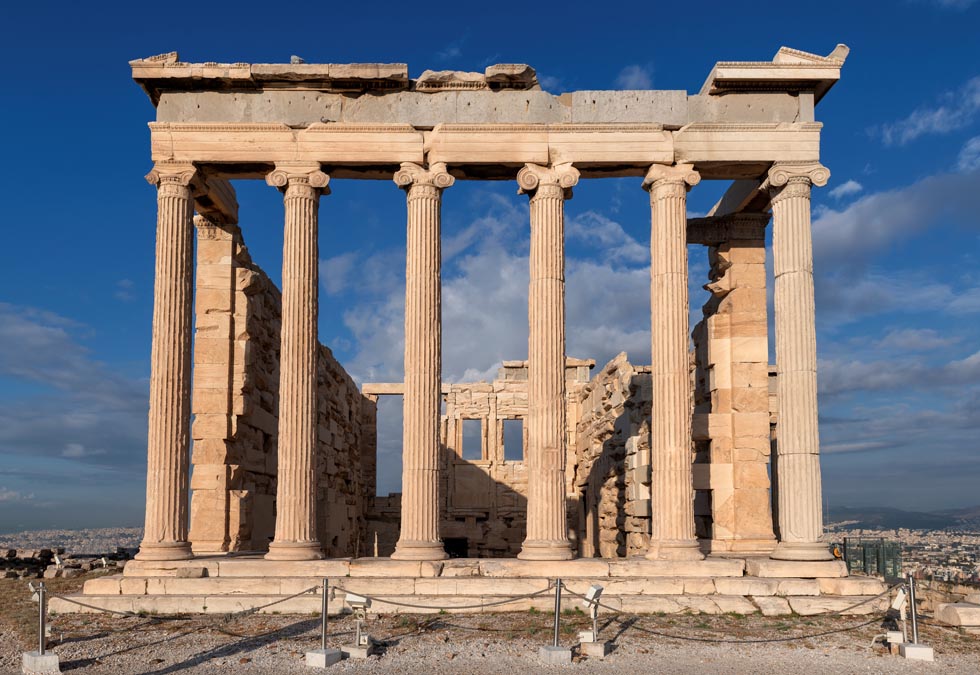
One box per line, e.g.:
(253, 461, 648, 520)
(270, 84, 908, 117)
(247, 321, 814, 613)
(0, 303, 148, 467)
(875, 328, 959, 351)
(957, 135, 980, 172)
(877, 75, 980, 145)
(614, 64, 653, 90)
(0, 487, 34, 503)
(320, 252, 358, 296)
(912, 0, 977, 8)
(537, 73, 563, 93)
(812, 171, 980, 262)
(828, 179, 863, 200)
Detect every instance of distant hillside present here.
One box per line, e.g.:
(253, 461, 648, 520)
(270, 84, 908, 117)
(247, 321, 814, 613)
(827, 506, 962, 531)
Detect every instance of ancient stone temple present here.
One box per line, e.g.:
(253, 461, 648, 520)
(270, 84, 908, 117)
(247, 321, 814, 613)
(56, 44, 892, 616)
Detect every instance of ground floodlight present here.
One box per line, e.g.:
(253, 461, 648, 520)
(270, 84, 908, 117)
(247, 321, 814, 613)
(891, 588, 907, 612)
(345, 592, 371, 610)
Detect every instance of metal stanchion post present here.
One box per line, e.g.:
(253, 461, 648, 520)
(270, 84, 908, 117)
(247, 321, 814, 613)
(22, 581, 60, 674)
(305, 577, 341, 668)
(907, 573, 918, 644)
(538, 578, 571, 664)
(553, 578, 562, 648)
(38, 582, 46, 656)
(321, 578, 328, 652)
(898, 573, 933, 662)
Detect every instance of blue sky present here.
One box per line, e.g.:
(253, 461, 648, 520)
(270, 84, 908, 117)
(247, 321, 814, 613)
(1, 1, 979, 531)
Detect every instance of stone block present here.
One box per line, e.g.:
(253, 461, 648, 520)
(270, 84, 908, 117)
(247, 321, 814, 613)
(306, 648, 342, 668)
(744, 558, 846, 578)
(713, 577, 778, 596)
(818, 577, 886, 596)
(538, 645, 572, 665)
(349, 558, 421, 577)
(775, 579, 820, 596)
(752, 596, 791, 616)
(608, 558, 744, 578)
(787, 595, 886, 616)
(579, 641, 611, 658)
(479, 559, 610, 578)
(21, 651, 60, 675)
(936, 603, 980, 628)
(570, 90, 688, 125)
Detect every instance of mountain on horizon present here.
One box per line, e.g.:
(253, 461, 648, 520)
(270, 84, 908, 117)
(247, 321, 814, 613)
(826, 505, 979, 531)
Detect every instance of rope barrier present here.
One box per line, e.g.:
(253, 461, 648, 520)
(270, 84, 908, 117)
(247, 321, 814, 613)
(559, 583, 902, 646)
(330, 584, 556, 612)
(39, 578, 916, 650)
(47, 584, 320, 622)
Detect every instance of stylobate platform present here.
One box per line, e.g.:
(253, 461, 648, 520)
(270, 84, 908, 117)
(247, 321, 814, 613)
(49, 556, 888, 617)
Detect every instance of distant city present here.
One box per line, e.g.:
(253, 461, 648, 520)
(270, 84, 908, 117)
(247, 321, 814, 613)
(825, 505, 980, 585)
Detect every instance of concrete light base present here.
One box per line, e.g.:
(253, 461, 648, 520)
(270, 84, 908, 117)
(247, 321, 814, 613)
(580, 641, 611, 658)
(342, 643, 376, 659)
(22, 652, 60, 675)
(899, 644, 934, 662)
(305, 648, 342, 668)
(539, 646, 572, 665)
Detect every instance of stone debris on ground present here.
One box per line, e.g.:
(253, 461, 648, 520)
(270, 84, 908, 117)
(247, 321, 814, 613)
(0, 529, 138, 580)
(2, 605, 978, 674)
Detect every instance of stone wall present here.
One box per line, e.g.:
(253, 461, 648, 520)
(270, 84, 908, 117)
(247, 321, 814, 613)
(188, 220, 366, 555)
(691, 226, 777, 554)
(571, 353, 653, 558)
(363, 360, 592, 558)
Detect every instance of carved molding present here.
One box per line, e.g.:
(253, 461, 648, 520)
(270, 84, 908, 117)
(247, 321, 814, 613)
(763, 161, 830, 190)
(517, 162, 580, 198)
(145, 161, 199, 188)
(393, 162, 455, 191)
(642, 163, 701, 192)
(265, 162, 330, 193)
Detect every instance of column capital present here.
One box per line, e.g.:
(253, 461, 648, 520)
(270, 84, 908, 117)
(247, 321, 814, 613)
(393, 162, 455, 191)
(642, 163, 700, 193)
(517, 162, 579, 199)
(763, 161, 830, 191)
(265, 162, 330, 194)
(145, 161, 199, 188)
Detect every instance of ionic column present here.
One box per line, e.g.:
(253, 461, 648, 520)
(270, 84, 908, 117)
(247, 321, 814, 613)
(517, 162, 578, 561)
(265, 163, 329, 561)
(766, 162, 834, 561)
(644, 164, 704, 561)
(137, 162, 198, 561)
(391, 162, 454, 561)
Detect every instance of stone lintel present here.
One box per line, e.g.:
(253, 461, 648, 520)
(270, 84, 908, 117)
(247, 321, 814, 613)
(148, 121, 820, 179)
(700, 44, 848, 103)
(194, 175, 238, 225)
(687, 212, 771, 246)
(362, 382, 452, 396)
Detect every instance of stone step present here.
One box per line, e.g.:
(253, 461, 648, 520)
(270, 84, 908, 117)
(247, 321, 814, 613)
(49, 592, 887, 617)
(120, 556, 749, 579)
(81, 574, 888, 598)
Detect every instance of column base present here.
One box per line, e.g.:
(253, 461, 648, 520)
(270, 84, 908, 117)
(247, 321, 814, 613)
(518, 539, 574, 561)
(770, 541, 834, 561)
(264, 540, 323, 561)
(135, 541, 194, 561)
(645, 539, 704, 561)
(390, 539, 448, 561)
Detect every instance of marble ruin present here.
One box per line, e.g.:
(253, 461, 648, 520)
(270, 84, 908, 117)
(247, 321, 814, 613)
(57, 44, 896, 616)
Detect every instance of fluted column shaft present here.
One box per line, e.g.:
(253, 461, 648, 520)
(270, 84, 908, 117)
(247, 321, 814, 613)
(517, 163, 578, 561)
(137, 162, 197, 561)
(644, 164, 704, 561)
(265, 164, 329, 561)
(767, 162, 834, 561)
(392, 163, 454, 561)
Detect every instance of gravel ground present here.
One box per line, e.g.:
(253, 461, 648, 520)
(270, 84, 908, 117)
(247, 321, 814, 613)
(2, 608, 977, 674)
